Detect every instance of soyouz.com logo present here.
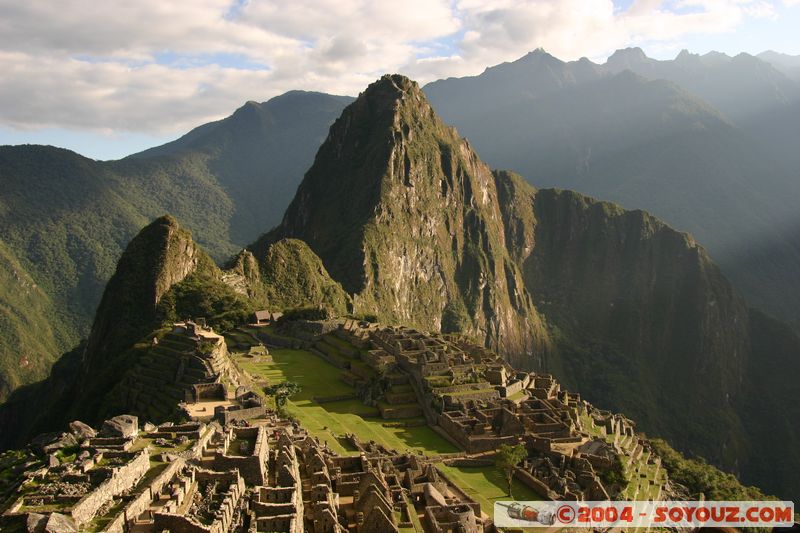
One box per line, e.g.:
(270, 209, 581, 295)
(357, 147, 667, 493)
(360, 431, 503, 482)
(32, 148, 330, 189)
(494, 500, 796, 528)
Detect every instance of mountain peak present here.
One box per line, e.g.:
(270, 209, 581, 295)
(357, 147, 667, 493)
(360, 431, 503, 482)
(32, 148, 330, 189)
(230, 99, 264, 120)
(523, 47, 549, 58)
(514, 47, 562, 66)
(316, 73, 437, 163)
(84, 215, 201, 364)
(699, 50, 732, 66)
(675, 49, 697, 62)
(607, 47, 649, 66)
(356, 74, 423, 115)
(366, 73, 418, 94)
(253, 74, 450, 292)
(151, 213, 180, 229)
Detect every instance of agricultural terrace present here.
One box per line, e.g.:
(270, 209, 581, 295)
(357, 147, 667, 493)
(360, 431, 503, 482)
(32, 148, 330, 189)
(228, 328, 541, 519)
(232, 343, 455, 456)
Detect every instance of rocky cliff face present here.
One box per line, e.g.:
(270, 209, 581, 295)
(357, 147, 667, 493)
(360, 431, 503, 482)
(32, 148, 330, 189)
(519, 188, 750, 464)
(254, 75, 551, 364)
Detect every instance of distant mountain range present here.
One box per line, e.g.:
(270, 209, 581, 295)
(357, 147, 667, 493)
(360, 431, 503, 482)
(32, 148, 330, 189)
(424, 47, 800, 332)
(759, 50, 800, 82)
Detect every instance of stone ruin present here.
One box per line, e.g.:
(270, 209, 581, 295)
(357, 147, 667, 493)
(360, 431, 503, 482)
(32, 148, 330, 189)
(336, 321, 668, 503)
(1, 317, 670, 532)
(244, 428, 484, 533)
(107, 320, 244, 426)
(2, 416, 152, 530)
(152, 468, 246, 533)
(4, 408, 484, 532)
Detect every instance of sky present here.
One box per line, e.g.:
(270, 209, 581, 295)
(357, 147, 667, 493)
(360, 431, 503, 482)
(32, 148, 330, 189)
(1, 0, 799, 160)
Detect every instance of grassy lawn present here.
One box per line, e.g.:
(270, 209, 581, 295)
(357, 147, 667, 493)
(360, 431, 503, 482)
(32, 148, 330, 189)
(438, 465, 542, 519)
(238, 347, 355, 399)
(235, 348, 457, 456)
(506, 390, 528, 402)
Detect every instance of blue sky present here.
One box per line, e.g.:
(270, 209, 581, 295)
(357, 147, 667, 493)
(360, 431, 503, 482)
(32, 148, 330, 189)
(1, 0, 798, 160)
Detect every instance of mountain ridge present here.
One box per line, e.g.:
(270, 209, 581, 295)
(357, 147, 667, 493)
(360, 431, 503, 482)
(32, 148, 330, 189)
(423, 47, 800, 331)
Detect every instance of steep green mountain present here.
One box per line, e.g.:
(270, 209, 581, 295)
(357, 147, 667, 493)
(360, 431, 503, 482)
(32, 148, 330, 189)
(78, 215, 203, 384)
(424, 49, 800, 330)
(252, 75, 551, 366)
(0, 91, 350, 399)
(0, 144, 236, 402)
(252, 75, 799, 500)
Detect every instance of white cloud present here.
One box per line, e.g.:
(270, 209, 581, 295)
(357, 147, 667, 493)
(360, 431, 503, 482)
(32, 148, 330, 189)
(0, 0, 787, 140)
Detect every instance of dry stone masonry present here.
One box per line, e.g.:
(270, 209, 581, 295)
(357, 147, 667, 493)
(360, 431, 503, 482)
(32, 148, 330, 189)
(1, 316, 672, 532)
(336, 320, 667, 502)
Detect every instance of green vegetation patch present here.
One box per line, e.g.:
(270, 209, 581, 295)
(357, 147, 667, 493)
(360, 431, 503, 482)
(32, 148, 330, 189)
(259, 239, 350, 314)
(158, 254, 256, 332)
(650, 438, 771, 501)
(234, 347, 457, 456)
(438, 465, 542, 519)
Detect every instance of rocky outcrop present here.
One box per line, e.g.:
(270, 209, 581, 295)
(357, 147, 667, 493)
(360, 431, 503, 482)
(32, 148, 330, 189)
(259, 238, 350, 314)
(82, 215, 199, 368)
(515, 187, 750, 465)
